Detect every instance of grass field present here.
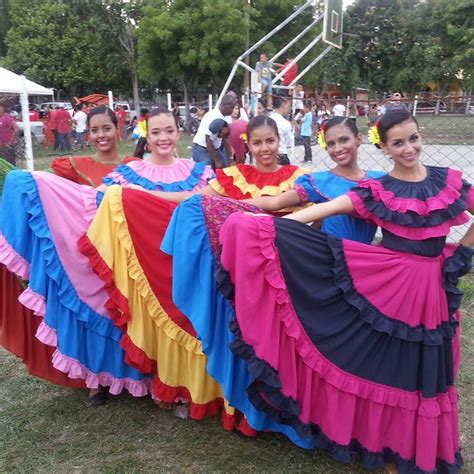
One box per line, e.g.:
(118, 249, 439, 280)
(0, 275, 473, 472)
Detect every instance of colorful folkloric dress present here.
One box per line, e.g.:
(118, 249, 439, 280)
(216, 166, 473, 473)
(79, 163, 310, 435)
(0, 159, 212, 395)
(0, 155, 135, 387)
(293, 169, 385, 242)
(161, 166, 387, 444)
(51, 155, 139, 187)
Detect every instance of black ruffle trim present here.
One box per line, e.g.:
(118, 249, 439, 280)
(377, 166, 448, 199)
(352, 180, 471, 228)
(442, 245, 474, 315)
(326, 234, 459, 345)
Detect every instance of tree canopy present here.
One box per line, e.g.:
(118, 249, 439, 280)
(1, 0, 472, 99)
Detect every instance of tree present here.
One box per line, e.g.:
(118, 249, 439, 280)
(137, 0, 250, 127)
(0, 0, 11, 58)
(4, 0, 131, 97)
(98, 1, 145, 118)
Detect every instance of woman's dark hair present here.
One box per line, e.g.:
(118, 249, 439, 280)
(133, 137, 148, 159)
(247, 115, 279, 140)
(324, 116, 359, 137)
(257, 97, 267, 109)
(86, 106, 118, 128)
(147, 106, 179, 130)
(378, 109, 419, 145)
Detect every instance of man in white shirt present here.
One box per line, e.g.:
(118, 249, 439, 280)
(73, 104, 88, 149)
(332, 99, 346, 117)
(270, 96, 293, 165)
(192, 94, 236, 169)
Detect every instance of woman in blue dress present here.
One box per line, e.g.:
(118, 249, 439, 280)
(161, 116, 385, 445)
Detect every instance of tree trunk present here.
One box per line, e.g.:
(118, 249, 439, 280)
(131, 67, 140, 119)
(182, 78, 191, 133)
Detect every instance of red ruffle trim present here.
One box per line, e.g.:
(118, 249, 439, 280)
(79, 233, 236, 422)
(78, 234, 157, 376)
(357, 168, 469, 215)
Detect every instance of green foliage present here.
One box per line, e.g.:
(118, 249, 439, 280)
(0, 0, 11, 58)
(4, 0, 130, 96)
(315, 0, 473, 94)
(138, 0, 250, 92)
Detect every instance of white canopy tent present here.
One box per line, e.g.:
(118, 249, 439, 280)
(0, 67, 54, 96)
(0, 67, 54, 171)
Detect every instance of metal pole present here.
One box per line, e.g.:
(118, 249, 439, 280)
(272, 33, 323, 84)
(237, 60, 255, 74)
(108, 90, 114, 110)
(167, 93, 172, 110)
(209, 94, 213, 110)
(413, 95, 418, 116)
(217, 0, 314, 105)
(20, 75, 34, 171)
(239, 0, 314, 61)
(216, 62, 239, 107)
(270, 15, 322, 63)
(289, 45, 333, 86)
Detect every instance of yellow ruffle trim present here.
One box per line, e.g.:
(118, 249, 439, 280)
(210, 166, 310, 197)
(210, 166, 312, 213)
(86, 186, 225, 405)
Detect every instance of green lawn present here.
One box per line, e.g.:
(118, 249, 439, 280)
(1, 275, 473, 472)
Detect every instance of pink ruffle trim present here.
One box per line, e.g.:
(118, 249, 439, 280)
(36, 321, 58, 346)
(79, 185, 100, 223)
(18, 286, 46, 317)
(51, 350, 151, 396)
(349, 193, 470, 240)
(0, 233, 30, 280)
(357, 168, 467, 215)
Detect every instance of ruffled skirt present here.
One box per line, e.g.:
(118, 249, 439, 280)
(0, 171, 150, 394)
(79, 186, 239, 423)
(219, 212, 469, 473)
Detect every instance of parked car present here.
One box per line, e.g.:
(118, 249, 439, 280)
(17, 120, 45, 146)
(39, 101, 73, 114)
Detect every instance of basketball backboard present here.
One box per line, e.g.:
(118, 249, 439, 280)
(323, 0, 343, 49)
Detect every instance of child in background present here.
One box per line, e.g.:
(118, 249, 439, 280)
(300, 100, 313, 163)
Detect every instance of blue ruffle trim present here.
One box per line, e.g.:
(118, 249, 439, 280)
(14, 172, 125, 342)
(352, 180, 471, 228)
(326, 234, 459, 345)
(442, 245, 474, 316)
(102, 161, 210, 192)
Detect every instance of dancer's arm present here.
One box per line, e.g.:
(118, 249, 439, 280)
(244, 190, 301, 212)
(284, 195, 353, 224)
(459, 205, 474, 247)
(122, 183, 219, 203)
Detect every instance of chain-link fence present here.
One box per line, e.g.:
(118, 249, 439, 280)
(287, 96, 474, 241)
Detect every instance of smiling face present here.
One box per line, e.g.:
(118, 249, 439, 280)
(380, 119, 422, 171)
(231, 104, 240, 120)
(256, 101, 266, 116)
(247, 124, 279, 171)
(324, 123, 362, 167)
(146, 112, 179, 160)
(88, 113, 118, 154)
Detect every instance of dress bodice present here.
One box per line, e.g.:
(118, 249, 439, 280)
(348, 166, 473, 244)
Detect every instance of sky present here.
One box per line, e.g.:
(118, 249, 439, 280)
(343, 0, 356, 8)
